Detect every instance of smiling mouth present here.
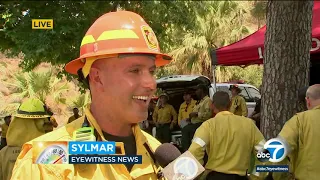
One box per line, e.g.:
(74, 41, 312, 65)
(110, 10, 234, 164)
(132, 96, 149, 102)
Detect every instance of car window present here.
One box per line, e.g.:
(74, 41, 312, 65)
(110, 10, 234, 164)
(239, 86, 251, 102)
(246, 87, 261, 100)
(216, 85, 256, 102)
(216, 86, 231, 97)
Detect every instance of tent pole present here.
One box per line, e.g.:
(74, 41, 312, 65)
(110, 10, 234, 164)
(210, 48, 218, 93)
(212, 65, 217, 92)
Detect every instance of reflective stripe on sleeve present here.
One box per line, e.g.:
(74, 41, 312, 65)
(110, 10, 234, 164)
(192, 137, 206, 147)
(255, 139, 266, 152)
(277, 135, 291, 154)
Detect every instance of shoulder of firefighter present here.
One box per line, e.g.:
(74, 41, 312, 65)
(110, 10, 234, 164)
(1, 123, 8, 137)
(192, 96, 212, 123)
(189, 111, 265, 177)
(0, 146, 21, 180)
(11, 106, 163, 180)
(230, 95, 247, 116)
(276, 105, 320, 179)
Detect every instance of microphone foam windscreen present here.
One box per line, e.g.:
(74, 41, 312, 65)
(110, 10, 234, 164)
(154, 143, 181, 167)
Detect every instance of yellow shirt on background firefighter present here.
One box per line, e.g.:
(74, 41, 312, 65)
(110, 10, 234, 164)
(11, 105, 163, 180)
(153, 104, 177, 125)
(68, 115, 78, 124)
(276, 105, 320, 180)
(189, 111, 265, 176)
(191, 96, 212, 124)
(1, 123, 8, 138)
(230, 95, 248, 117)
(178, 99, 196, 125)
(0, 116, 46, 180)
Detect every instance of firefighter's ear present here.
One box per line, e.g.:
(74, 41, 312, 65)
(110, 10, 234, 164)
(89, 66, 104, 91)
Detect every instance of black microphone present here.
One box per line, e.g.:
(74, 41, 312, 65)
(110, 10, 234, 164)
(154, 143, 182, 168)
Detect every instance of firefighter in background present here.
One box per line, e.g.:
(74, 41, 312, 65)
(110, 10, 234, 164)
(298, 86, 309, 111)
(178, 89, 196, 128)
(250, 86, 261, 129)
(11, 11, 172, 179)
(274, 84, 320, 180)
(188, 91, 266, 180)
(153, 93, 177, 143)
(0, 115, 11, 150)
(139, 96, 157, 135)
(181, 84, 212, 152)
(0, 98, 49, 180)
(229, 85, 248, 117)
(43, 106, 58, 133)
(68, 107, 81, 124)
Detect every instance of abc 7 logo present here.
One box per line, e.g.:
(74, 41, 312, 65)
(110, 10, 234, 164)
(257, 138, 287, 163)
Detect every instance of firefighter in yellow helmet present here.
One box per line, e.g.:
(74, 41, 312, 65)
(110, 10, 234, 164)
(188, 91, 266, 180)
(229, 85, 248, 117)
(0, 98, 49, 180)
(272, 84, 320, 180)
(11, 11, 172, 180)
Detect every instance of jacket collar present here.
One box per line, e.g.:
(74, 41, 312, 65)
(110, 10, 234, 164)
(84, 105, 156, 178)
(313, 105, 320, 110)
(215, 111, 233, 116)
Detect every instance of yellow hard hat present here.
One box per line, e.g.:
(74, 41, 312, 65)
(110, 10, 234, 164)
(14, 98, 50, 119)
(159, 93, 169, 100)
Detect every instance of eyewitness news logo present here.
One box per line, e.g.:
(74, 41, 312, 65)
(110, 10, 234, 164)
(33, 141, 142, 165)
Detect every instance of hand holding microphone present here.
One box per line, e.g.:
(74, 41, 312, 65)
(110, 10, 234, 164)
(154, 143, 205, 180)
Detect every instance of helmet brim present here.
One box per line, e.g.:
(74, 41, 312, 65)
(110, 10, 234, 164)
(14, 114, 51, 119)
(65, 50, 172, 75)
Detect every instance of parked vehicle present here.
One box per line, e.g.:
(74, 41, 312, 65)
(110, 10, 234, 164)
(154, 75, 261, 150)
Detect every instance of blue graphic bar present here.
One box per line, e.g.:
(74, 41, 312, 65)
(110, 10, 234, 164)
(68, 141, 116, 154)
(68, 155, 142, 164)
(256, 165, 289, 172)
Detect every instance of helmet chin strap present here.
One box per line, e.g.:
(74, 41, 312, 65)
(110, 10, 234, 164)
(77, 68, 90, 91)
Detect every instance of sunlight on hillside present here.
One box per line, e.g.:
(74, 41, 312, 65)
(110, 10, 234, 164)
(0, 53, 90, 128)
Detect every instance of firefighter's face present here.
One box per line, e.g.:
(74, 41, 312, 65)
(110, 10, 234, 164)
(90, 55, 156, 123)
(183, 93, 191, 101)
(231, 89, 238, 96)
(160, 96, 168, 104)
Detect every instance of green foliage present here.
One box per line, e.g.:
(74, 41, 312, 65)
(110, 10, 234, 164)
(0, 1, 206, 73)
(250, 1, 267, 29)
(169, 1, 251, 79)
(225, 65, 263, 88)
(68, 91, 91, 113)
(3, 69, 69, 104)
(0, 102, 20, 117)
(0, 1, 265, 90)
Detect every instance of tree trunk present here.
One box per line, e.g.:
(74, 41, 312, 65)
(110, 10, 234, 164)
(261, 1, 313, 140)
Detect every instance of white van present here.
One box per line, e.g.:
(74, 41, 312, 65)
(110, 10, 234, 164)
(155, 75, 261, 149)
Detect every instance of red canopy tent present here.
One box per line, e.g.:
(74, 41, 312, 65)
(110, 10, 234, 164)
(212, 1, 320, 66)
